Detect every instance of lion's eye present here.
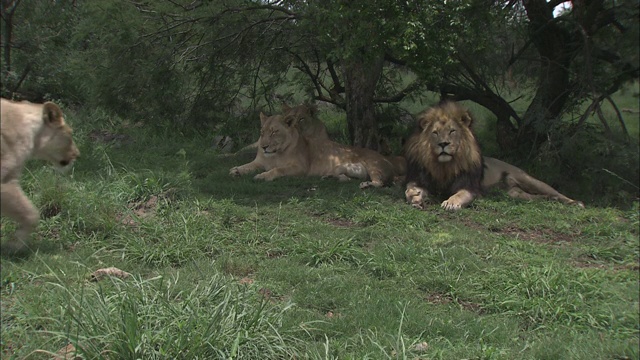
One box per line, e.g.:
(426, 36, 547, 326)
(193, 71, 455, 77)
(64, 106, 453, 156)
(431, 131, 438, 136)
(449, 129, 456, 135)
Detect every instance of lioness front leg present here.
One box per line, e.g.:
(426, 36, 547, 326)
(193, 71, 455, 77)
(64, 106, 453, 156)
(254, 165, 306, 181)
(1, 180, 40, 253)
(441, 189, 475, 211)
(230, 161, 263, 177)
(405, 182, 428, 209)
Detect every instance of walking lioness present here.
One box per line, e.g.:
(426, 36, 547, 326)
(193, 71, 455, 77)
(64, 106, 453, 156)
(1, 98, 80, 253)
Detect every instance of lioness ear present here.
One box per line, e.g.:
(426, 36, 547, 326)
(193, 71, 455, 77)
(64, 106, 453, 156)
(259, 112, 268, 126)
(43, 102, 64, 127)
(284, 115, 298, 128)
(307, 103, 318, 117)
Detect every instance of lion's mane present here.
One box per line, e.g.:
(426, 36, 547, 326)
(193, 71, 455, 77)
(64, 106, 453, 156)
(403, 101, 484, 200)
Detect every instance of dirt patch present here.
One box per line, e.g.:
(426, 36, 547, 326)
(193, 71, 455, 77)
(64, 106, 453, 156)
(117, 195, 164, 227)
(326, 217, 358, 228)
(461, 218, 577, 244)
(574, 258, 640, 272)
(425, 292, 484, 314)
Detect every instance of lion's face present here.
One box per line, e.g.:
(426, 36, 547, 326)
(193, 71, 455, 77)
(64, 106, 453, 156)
(258, 112, 299, 157)
(417, 102, 476, 164)
(35, 102, 80, 171)
(403, 102, 483, 185)
(428, 119, 464, 163)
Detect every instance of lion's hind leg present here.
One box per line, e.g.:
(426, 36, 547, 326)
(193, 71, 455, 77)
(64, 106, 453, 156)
(1, 180, 40, 253)
(505, 172, 584, 207)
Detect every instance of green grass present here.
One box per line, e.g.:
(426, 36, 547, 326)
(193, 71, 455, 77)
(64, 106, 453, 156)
(1, 102, 639, 359)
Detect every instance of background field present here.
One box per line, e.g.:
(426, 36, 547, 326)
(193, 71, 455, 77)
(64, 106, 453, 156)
(1, 88, 639, 358)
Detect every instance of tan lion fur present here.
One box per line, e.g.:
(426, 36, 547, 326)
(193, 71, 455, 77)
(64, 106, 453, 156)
(404, 101, 484, 210)
(230, 105, 406, 188)
(482, 157, 584, 207)
(404, 101, 582, 210)
(1, 98, 80, 253)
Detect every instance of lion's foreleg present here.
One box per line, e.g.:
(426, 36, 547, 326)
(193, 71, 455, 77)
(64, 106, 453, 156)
(442, 189, 475, 211)
(230, 161, 263, 177)
(405, 181, 428, 209)
(1, 180, 39, 250)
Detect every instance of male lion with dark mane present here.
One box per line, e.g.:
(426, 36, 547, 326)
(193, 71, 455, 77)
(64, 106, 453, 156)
(230, 105, 406, 188)
(1, 98, 80, 253)
(403, 101, 583, 211)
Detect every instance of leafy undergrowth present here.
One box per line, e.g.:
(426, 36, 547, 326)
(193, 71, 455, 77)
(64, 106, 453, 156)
(1, 114, 638, 359)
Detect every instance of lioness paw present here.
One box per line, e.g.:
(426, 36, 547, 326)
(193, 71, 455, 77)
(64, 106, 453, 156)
(229, 167, 241, 176)
(359, 180, 383, 189)
(254, 172, 275, 181)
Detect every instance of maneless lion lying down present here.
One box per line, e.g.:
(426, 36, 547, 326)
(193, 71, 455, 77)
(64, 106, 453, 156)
(403, 101, 583, 210)
(1, 98, 80, 253)
(229, 105, 406, 188)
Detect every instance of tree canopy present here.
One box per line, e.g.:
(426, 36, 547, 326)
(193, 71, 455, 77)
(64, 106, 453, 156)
(1, 0, 638, 151)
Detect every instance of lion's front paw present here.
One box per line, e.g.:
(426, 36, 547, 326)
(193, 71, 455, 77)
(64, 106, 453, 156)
(441, 199, 463, 211)
(570, 200, 585, 208)
(441, 190, 474, 211)
(229, 167, 241, 176)
(405, 187, 426, 210)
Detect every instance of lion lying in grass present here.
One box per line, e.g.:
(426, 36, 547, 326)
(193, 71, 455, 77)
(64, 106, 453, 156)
(230, 105, 406, 188)
(1, 98, 80, 253)
(403, 101, 583, 210)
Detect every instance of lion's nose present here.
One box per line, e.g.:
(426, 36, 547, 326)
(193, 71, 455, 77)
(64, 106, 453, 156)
(438, 141, 450, 148)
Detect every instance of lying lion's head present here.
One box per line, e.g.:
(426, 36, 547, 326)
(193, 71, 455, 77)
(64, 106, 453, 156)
(35, 102, 80, 171)
(404, 101, 482, 184)
(258, 112, 300, 157)
(281, 103, 329, 141)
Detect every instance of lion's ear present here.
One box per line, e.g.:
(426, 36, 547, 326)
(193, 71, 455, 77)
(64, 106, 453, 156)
(460, 111, 474, 128)
(417, 113, 432, 131)
(259, 112, 268, 125)
(43, 102, 64, 127)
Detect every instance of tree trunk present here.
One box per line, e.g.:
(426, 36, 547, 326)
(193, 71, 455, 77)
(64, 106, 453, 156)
(519, 0, 578, 147)
(1, 0, 20, 76)
(343, 51, 384, 149)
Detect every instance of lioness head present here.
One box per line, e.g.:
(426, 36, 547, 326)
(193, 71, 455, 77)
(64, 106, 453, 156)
(258, 112, 299, 157)
(281, 103, 328, 141)
(35, 102, 80, 170)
